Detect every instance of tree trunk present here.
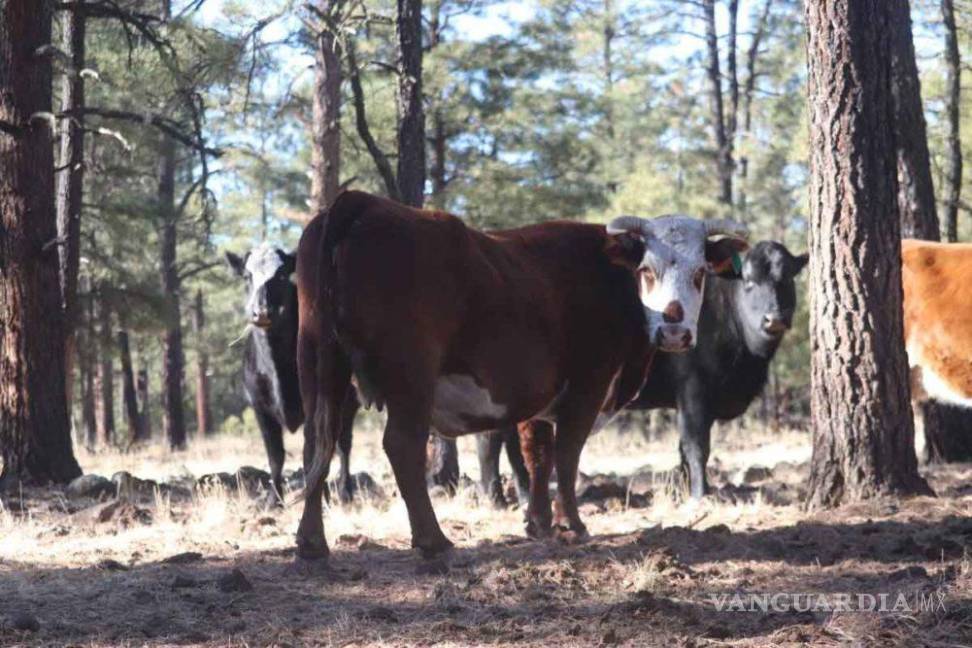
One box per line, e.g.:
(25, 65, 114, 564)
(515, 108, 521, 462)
(804, 0, 930, 507)
(738, 0, 772, 217)
(347, 40, 400, 201)
(396, 0, 426, 208)
(159, 134, 186, 450)
(702, 0, 732, 208)
(56, 0, 86, 412)
(96, 287, 115, 445)
(726, 0, 739, 150)
(136, 366, 151, 442)
(0, 0, 83, 487)
(941, 0, 961, 243)
(192, 290, 212, 436)
(117, 327, 140, 443)
(79, 289, 97, 447)
(310, 0, 342, 214)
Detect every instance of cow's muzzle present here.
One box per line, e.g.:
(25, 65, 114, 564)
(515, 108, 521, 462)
(762, 315, 789, 337)
(655, 324, 694, 353)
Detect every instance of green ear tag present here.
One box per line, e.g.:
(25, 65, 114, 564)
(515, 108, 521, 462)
(731, 252, 743, 275)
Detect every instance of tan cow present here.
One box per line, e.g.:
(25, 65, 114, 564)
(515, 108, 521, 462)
(902, 239, 972, 407)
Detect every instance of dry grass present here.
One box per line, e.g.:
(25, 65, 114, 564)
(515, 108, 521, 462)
(1, 421, 970, 647)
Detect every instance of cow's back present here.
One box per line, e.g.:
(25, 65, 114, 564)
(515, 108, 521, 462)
(902, 239, 972, 406)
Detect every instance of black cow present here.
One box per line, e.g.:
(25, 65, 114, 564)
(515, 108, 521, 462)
(227, 244, 354, 503)
(478, 240, 808, 503)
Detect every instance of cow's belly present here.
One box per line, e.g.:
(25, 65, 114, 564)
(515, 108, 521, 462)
(908, 341, 972, 408)
(430, 374, 511, 437)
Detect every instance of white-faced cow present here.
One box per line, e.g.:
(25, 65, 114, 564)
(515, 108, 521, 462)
(294, 190, 747, 562)
(902, 239, 972, 407)
(478, 240, 807, 505)
(226, 244, 354, 503)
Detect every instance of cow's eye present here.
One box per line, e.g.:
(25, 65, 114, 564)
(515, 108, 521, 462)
(639, 267, 656, 292)
(693, 267, 705, 290)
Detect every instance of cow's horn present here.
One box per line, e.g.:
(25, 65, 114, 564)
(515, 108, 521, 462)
(607, 215, 651, 235)
(704, 219, 749, 239)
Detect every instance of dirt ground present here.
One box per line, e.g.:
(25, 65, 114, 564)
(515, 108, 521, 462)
(1, 422, 970, 647)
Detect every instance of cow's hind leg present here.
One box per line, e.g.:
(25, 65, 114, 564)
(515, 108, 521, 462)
(477, 429, 509, 508)
(295, 347, 351, 562)
(255, 409, 285, 505)
(503, 425, 531, 507)
(383, 399, 452, 558)
(552, 395, 603, 543)
(335, 389, 358, 503)
(519, 420, 555, 538)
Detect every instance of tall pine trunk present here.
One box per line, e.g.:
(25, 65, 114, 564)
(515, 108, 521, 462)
(192, 290, 211, 436)
(702, 0, 732, 208)
(56, 0, 86, 412)
(96, 287, 115, 445)
(804, 0, 929, 507)
(117, 328, 140, 443)
(136, 366, 152, 442)
(159, 133, 186, 450)
(0, 0, 82, 486)
(79, 289, 98, 447)
(311, 0, 342, 213)
(396, 0, 426, 208)
(941, 0, 961, 243)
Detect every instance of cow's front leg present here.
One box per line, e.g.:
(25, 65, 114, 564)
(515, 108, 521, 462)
(677, 378, 713, 499)
(477, 429, 509, 507)
(383, 403, 452, 558)
(503, 425, 531, 507)
(255, 410, 285, 505)
(551, 413, 597, 544)
(518, 420, 555, 538)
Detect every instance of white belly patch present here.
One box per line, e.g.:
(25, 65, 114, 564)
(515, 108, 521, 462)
(908, 344, 972, 408)
(431, 374, 508, 434)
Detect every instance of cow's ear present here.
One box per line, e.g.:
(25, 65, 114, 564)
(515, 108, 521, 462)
(225, 251, 246, 276)
(279, 251, 297, 276)
(790, 252, 809, 275)
(604, 232, 645, 270)
(706, 237, 749, 277)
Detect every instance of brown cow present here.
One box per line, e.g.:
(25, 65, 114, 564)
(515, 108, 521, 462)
(902, 239, 972, 406)
(294, 191, 747, 561)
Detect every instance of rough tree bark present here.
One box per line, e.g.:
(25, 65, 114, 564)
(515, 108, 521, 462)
(79, 289, 98, 447)
(890, 0, 972, 463)
(941, 0, 961, 243)
(96, 287, 115, 445)
(396, 0, 426, 208)
(0, 0, 83, 486)
(56, 0, 86, 411)
(192, 290, 211, 436)
(117, 327, 140, 443)
(310, 0, 342, 213)
(804, 0, 930, 507)
(702, 0, 732, 208)
(738, 0, 773, 216)
(159, 132, 186, 450)
(136, 367, 151, 442)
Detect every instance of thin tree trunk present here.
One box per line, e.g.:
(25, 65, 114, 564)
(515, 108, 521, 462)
(738, 0, 773, 216)
(396, 0, 426, 208)
(96, 286, 115, 445)
(159, 135, 186, 450)
(347, 40, 400, 201)
(311, 0, 342, 214)
(603, 0, 615, 142)
(192, 289, 212, 436)
(430, 107, 448, 206)
(726, 0, 739, 150)
(804, 0, 930, 507)
(136, 366, 151, 442)
(0, 0, 83, 487)
(79, 289, 97, 447)
(942, 0, 961, 242)
(118, 327, 140, 443)
(56, 0, 86, 413)
(702, 0, 732, 208)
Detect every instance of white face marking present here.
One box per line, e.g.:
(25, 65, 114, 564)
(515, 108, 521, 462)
(636, 216, 710, 346)
(431, 374, 508, 434)
(244, 244, 286, 318)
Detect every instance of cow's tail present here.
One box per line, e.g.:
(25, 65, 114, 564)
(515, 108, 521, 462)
(288, 192, 366, 508)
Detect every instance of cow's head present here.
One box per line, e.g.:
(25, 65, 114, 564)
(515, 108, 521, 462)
(731, 241, 808, 356)
(606, 214, 749, 352)
(226, 244, 297, 330)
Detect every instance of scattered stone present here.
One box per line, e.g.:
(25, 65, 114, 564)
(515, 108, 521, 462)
(217, 568, 253, 593)
(95, 500, 152, 526)
(171, 574, 197, 589)
(97, 558, 129, 571)
(705, 523, 731, 535)
(198, 467, 271, 495)
(346, 472, 383, 499)
(9, 612, 40, 632)
(112, 471, 161, 501)
(737, 466, 773, 484)
(66, 474, 116, 500)
(163, 551, 203, 565)
(336, 534, 385, 551)
(416, 559, 450, 576)
(889, 566, 928, 581)
(578, 474, 627, 502)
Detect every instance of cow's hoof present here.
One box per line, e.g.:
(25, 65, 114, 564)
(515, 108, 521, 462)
(295, 538, 330, 563)
(553, 524, 590, 545)
(415, 538, 454, 560)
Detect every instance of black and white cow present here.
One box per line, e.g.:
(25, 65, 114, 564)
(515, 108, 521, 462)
(478, 240, 808, 504)
(227, 244, 354, 503)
